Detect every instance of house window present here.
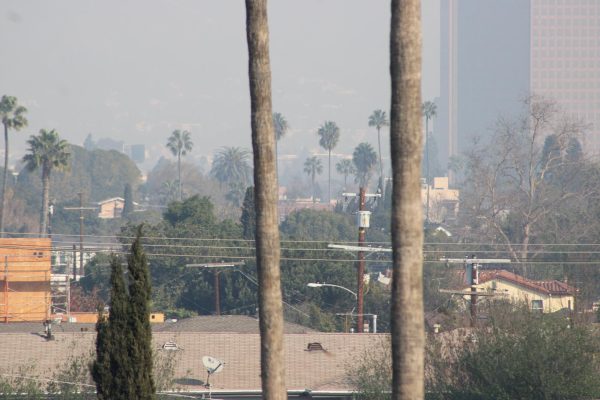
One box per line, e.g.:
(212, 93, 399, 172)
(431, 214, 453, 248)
(532, 300, 544, 312)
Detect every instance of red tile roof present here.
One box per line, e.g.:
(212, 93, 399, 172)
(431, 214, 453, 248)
(474, 269, 576, 296)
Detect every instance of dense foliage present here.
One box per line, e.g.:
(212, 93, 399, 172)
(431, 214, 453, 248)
(350, 309, 600, 400)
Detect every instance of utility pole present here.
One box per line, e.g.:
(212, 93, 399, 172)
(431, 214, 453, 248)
(72, 244, 77, 280)
(4, 256, 8, 323)
(469, 258, 478, 326)
(357, 187, 366, 333)
(186, 262, 245, 316)
(440, 257, 511, 327)
(342, 188, 381, 333)
(64, 193, 96, 278)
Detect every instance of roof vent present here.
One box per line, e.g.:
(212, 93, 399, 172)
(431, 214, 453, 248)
(162, 340, 181, 351)
(306, 342, 325, 352)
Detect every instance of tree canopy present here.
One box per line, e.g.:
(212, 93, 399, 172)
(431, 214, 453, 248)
(353, 142, 377, 188)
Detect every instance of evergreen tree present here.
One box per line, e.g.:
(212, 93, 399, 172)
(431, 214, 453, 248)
(123, 183, 134, 218)
(91, 307, 112, 400)
(127, 226, 155, 399)
(108, 255, 133, 400)
(240, 186, 256, 240)
(92, 255, 133, 400)
(92, 231, 155, 399)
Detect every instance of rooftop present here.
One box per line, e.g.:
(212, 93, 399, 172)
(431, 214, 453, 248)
(472, 269, 577, 296)
(0, 329, 384, 394)
(0, 315, 317, 335)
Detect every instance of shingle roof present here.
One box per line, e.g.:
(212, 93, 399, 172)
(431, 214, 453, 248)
(0, 315, 316, 335)
(0, 330, 384, 393)
(154, 315, 317, 334)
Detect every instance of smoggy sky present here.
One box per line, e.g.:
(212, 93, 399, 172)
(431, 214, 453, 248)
(0, 1, 439, 172)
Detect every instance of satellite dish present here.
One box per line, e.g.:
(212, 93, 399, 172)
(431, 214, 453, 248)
(202, 356, 224, 388)
(203, 356, 224, 374)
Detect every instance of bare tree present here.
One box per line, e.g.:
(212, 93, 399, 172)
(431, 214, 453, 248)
(460, 96, 592, 271)
(245, 1, 286, 399)
(389, 1, 425, 400)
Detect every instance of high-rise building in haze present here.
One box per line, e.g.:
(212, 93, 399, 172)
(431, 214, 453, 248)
(437, 0, 600, 171)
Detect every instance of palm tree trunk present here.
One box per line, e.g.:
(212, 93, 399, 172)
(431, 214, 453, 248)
(245, 1, 286, 399)
(377, 126, 383, 190)
(312, 173, 316, 204)
(178, 152, 182, 201)
(40, 168, 50, 237)
(390, 0, 425, 399)
(0, 123, 8, 237)
(328, 149, 331, 203)
(426, 117, 430, 223)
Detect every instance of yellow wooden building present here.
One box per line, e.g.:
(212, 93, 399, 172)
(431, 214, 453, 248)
(467, 269, 576, 313)
(0, 238, 52, 322)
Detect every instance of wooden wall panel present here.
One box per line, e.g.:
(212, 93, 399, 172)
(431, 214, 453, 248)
(0, 239, 51, 322)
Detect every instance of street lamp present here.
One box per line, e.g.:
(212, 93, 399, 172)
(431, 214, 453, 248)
(308, 282, 378, 333)
(307, 282, 358, 299)
(11, 170, 18, 185)
(307, 282, 359, 332)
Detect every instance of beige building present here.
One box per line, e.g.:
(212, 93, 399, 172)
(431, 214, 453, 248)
(465, 269, 576, 313)
(97, 197, 125, 219)
(421, 177, 459, 223)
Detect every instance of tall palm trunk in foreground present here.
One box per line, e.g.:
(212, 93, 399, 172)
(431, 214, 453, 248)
(389, 0, 425, 399)
(245, 1, 286, 399)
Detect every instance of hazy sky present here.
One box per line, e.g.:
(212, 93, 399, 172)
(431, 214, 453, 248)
(0, 1, 439, 171)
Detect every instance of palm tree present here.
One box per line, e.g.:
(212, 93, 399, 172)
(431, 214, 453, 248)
(368, 109, 389, 191)
(317, 121, 340, 203)
(352, 142, 377, 188)
(210, 147, 253, 189)
(245, 1, 286, 399)
(422, 101, 437, 223)
(22, 129, 70, 237)
(0, 96, 28, 237)
(160, 180, 178, 204)
(336, 159, 355, 189)
(390, 0, 425, 399)
(273, 112, 288, 142)
(273, 112, 288, 176)
(304, 156, 323, 203)
(166, 130, 193, 201)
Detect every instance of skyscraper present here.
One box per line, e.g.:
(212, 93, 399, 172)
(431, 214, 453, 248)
(531, 0, 600, 151)
(437, 0, 600, 171)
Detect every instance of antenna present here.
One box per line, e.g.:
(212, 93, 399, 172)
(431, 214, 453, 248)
(202, 355, 224, 389)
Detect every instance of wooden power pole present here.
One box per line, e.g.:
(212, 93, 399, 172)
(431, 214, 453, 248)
(63, 193, 96, 278)
(440, 257, 511, 327)
(342, 188, 381, 333)
(186, 262, 245, 315)
(357, 187, 366, 333)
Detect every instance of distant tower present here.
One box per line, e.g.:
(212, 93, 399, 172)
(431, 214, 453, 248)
(530, 0, 600, 151)
(130, 144, 146, 163)
(437, 0, 600, 177)
(437, 0, 530, 175)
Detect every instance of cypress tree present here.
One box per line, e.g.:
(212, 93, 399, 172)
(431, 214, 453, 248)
(92, 229, 155, 399)
(91, 307, 112, 399)
(240, 186, 255, 240)
(123, 183, 134, 218)
(109, 255, 134, 399)
(92, 255, 133, 400)
(127, 226, 155, 399)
